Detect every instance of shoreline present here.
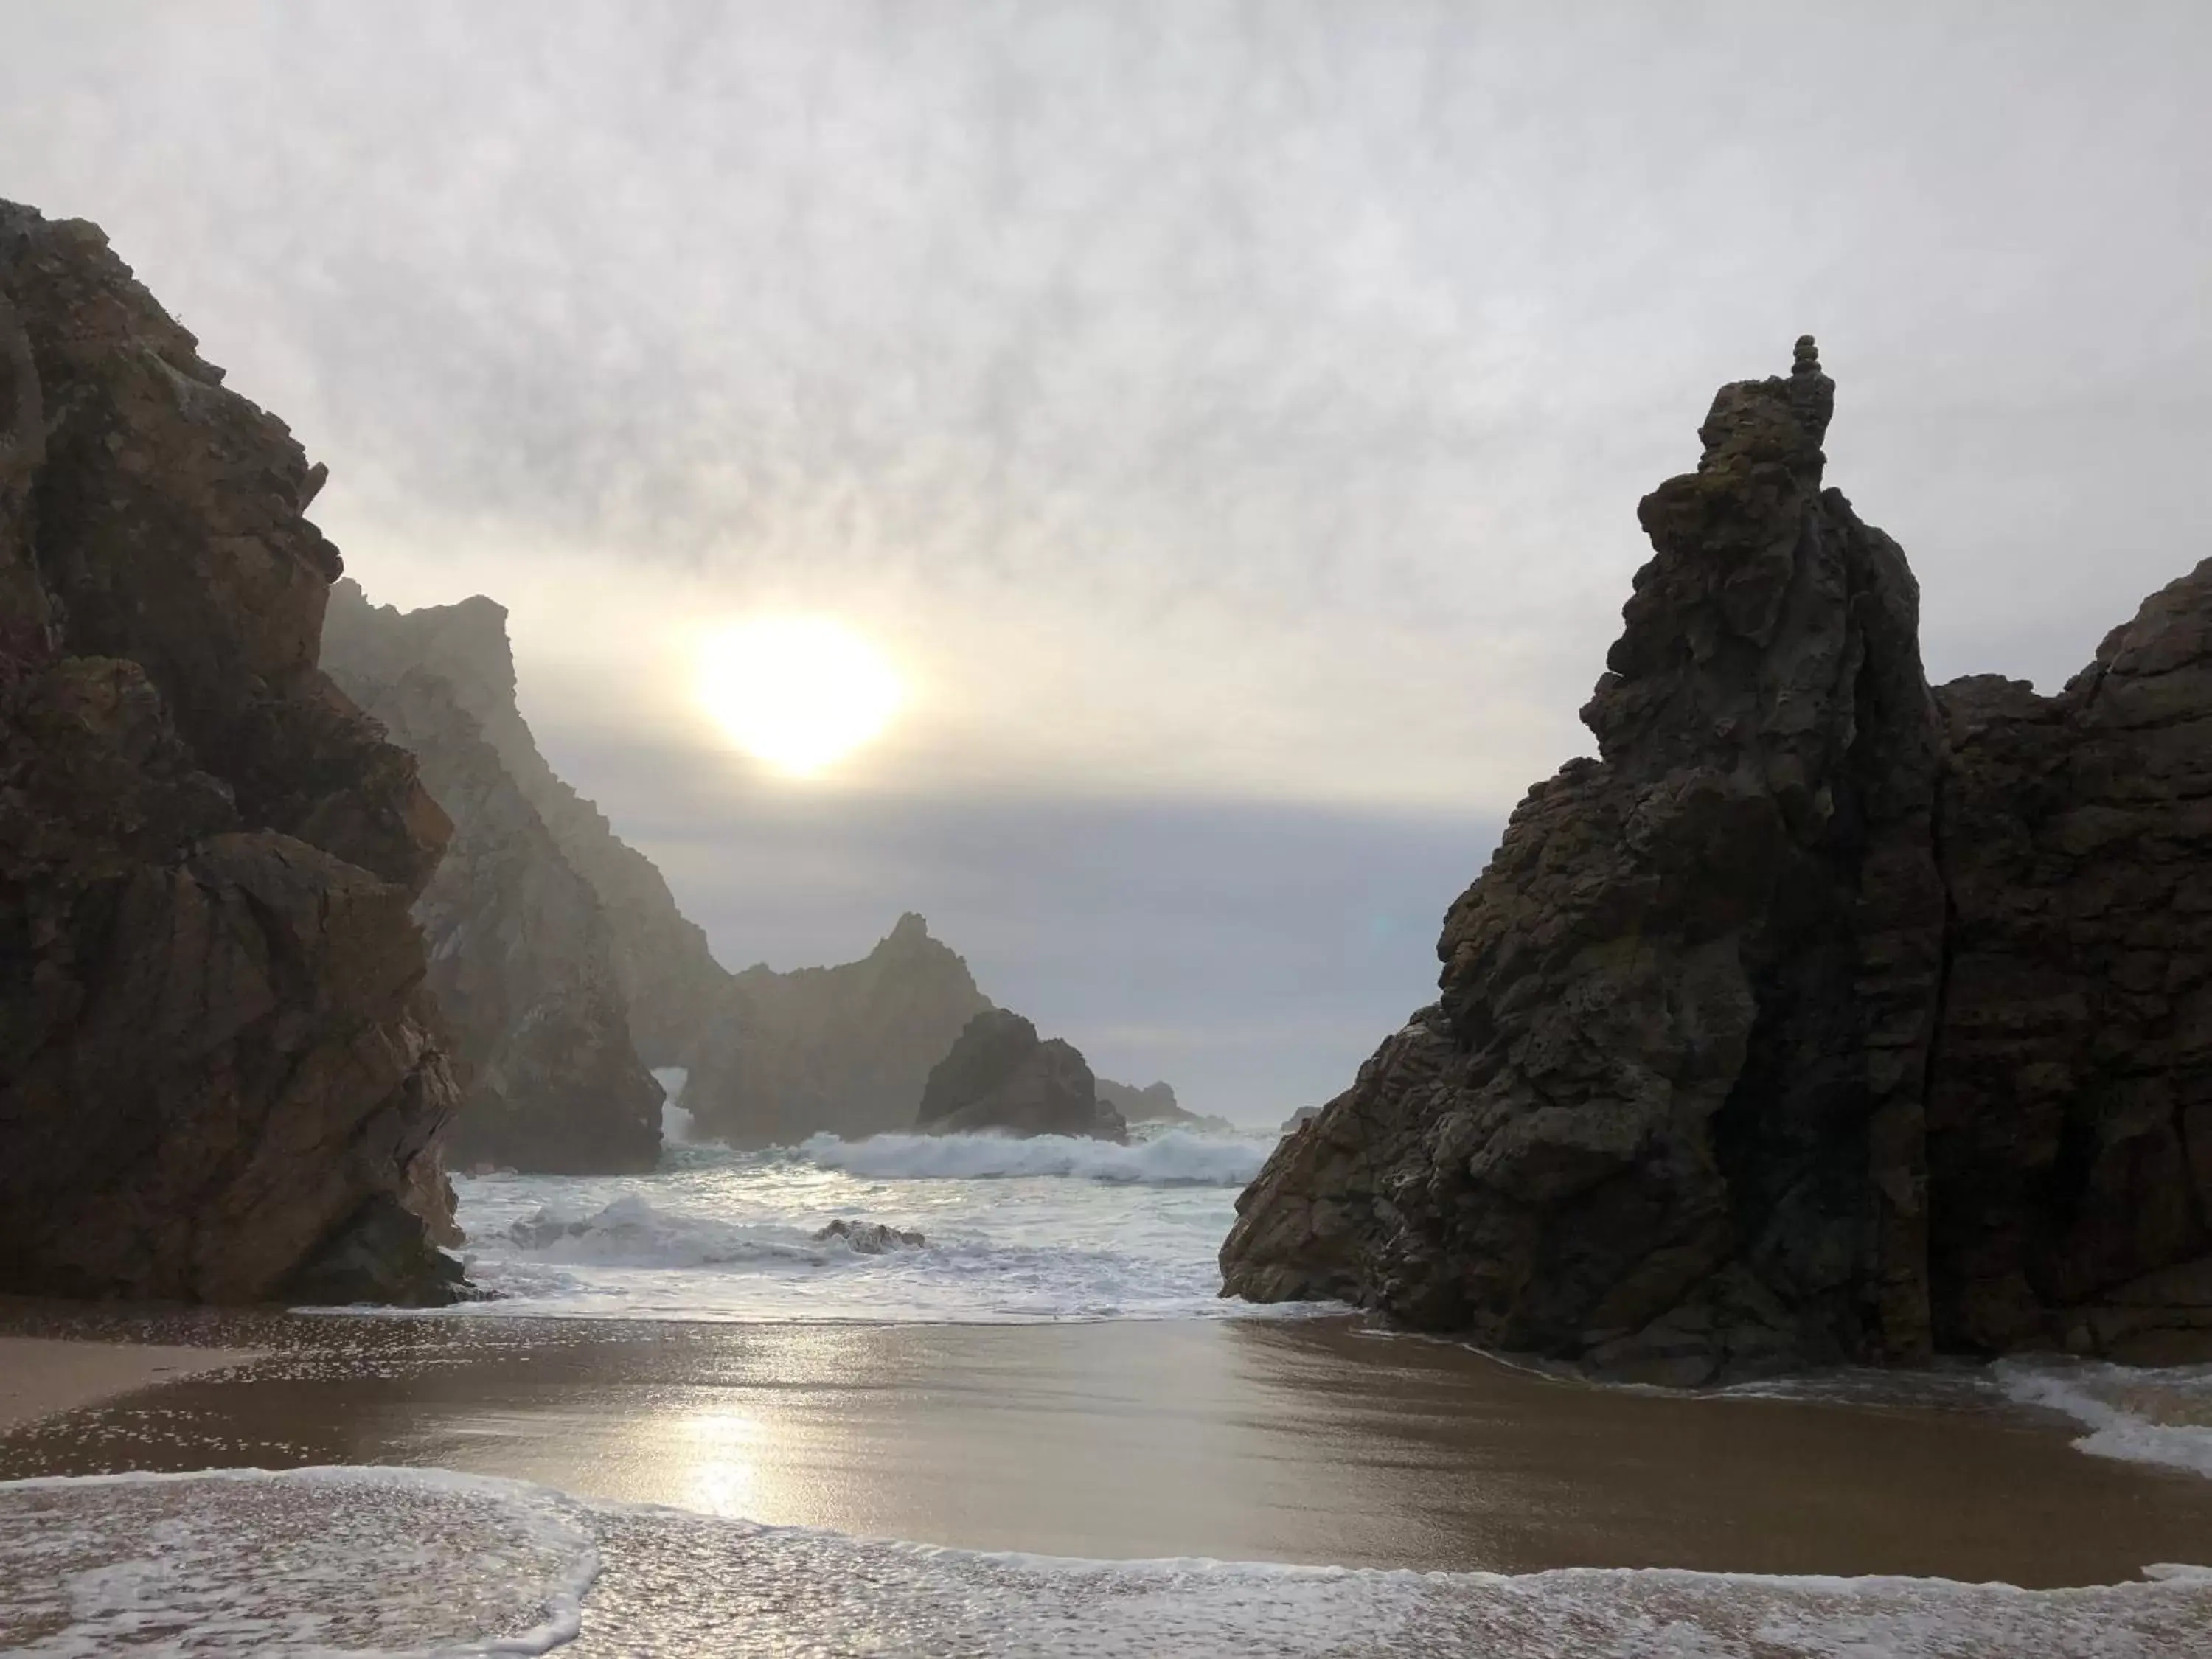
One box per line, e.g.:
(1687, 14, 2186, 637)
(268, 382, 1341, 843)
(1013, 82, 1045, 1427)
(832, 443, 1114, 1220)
(3, 1307, 2209, 1588)
(0, 1336, 263, 1434)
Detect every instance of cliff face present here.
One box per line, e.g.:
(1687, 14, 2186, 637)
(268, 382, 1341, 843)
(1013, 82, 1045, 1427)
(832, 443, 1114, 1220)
(1927, 561, 2212, 1363)
(683, 914, 995, 1146)
(321, 584, 663, 1173)
(1224, 341, 2212, 1380)
(312, 585, 728, 1066)
(317, 582, 1015, 1157)
(0, 204, 462, 1303)
(918, 1009, 1129, 1141)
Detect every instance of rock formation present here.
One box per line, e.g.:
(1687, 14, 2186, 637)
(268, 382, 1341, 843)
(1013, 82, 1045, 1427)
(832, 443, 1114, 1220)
(1222, 341, 2212, 1380)
(321, 582, 663, 1173)
(313, 583, 726, 1065)
(0, 201, 463, 1303)
(917, 1009, 1128, 1141)
(815, 1218, 926, 1252)
(309, 586, 999, 1152)
(304, 577, 1034, 1156)
(1927, 562, 2212, 1363)
(681, 913, 995, 1146)
(1097, 1076, 1235, 1134)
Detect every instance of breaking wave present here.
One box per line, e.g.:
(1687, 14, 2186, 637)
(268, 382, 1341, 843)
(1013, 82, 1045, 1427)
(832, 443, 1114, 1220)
(793, 1127, 1268, 1186)
(495, 1194, 870, 1270)
(4, 1466, 2207, 1657)
(1997, 1358, 2212, 1481)
(434, 1124, 1313, 1323)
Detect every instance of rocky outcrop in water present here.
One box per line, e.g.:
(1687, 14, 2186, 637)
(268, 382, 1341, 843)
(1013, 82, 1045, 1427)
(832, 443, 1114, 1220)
(815, 1218, 926, 1251)
(0, 202, 463, 1303)
(1222, 341, 2212, 1380)
(682, 913, 995, 1146)
(1097, 1077, 1234, 1135)
(321, 583, 662, 1174)
(917, 1009, 1128, 1141)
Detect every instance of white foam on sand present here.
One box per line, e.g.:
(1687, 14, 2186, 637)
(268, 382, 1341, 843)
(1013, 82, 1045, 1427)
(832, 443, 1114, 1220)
(0, 1466, 597, 1657)
(3, 1467, 2208, 1658)
(1996, 1357, 2212, 1481)
(794, 1127, 1269, 1186)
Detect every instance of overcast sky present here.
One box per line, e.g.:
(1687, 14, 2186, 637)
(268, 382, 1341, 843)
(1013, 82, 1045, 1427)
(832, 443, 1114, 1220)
(4, 3, 2207, 1119)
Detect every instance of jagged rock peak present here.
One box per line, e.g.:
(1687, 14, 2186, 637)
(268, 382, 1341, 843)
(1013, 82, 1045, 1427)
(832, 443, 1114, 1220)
(1223, 341, 2212, 1382)
(323, 577, 731, 1064)
(1225, 343, 1949, 1382)
(321, 580, 665, 1175)
(684, 911, 995, 1147)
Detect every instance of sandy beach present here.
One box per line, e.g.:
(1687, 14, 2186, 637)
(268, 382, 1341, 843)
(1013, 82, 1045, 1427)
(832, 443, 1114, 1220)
(0, 1335, 262, 1434)
(4, 1307, 2210, 1588)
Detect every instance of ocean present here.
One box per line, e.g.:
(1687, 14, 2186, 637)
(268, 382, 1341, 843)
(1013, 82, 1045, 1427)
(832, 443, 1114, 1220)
(442, 1073, 1293, 1326)
(7, 1077, 2212, 1655)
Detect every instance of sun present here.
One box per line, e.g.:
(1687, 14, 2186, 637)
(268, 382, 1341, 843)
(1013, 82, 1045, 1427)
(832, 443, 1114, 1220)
(697, 616, 903, 776)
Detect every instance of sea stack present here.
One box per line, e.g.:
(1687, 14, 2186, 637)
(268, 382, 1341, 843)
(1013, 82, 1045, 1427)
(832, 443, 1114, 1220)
(917, 1009, 1128, 1141)
(1222, 341, 2212, 1382)
(682, 912, 995, 1146)
(0, 202, 464, 1303)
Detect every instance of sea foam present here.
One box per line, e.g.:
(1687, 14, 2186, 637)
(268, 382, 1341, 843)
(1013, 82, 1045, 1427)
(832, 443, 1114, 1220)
(794, 1127, 1269, 1186)
(1996, 1357, 2212, 1481)
(0, 1466, 596, 1657)
(4, 1467, 2207, 1658)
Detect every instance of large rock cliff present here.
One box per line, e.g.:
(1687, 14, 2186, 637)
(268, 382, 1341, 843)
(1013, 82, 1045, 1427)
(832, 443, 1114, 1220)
(682, 913, 995, 1146)
(1927, 561, 2212, 1363)
(321, 583, 663, 1173)
(917, 1009, 1129, 1141)
(313, 583, 727, 1067)
(310, 580, 1026, 1157)
(0, 203, 463, 1303)
(1221, 341, 2212, 1380)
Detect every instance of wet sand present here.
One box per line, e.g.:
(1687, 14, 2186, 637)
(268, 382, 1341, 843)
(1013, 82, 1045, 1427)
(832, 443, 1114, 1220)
(0, 1336, 262, 1431)
(3, 1307, 2209, 1587)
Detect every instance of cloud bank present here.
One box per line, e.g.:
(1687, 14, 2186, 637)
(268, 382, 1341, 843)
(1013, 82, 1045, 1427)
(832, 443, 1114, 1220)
(4, 1, 2205, 1113)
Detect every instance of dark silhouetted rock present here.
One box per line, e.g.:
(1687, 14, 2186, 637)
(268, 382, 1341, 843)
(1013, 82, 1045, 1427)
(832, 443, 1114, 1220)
(321, 582, 662, 1174)
(1098, 1076, 1236, 1135)
(1225, 344, 2212, 1380)
(316, 580, 1020, 1158)
(917, 1009, 1127, 1141)
(684, 913, 995, 1146)
(815, 1218, 925, 1252)
(310, 582, 727, 1066)
(0, 201, 462, 1304)
(1925, 559, 2212, 1365)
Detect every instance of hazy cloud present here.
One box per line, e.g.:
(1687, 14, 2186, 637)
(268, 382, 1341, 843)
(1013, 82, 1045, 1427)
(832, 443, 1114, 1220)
(4, 2, 2206, 1113)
